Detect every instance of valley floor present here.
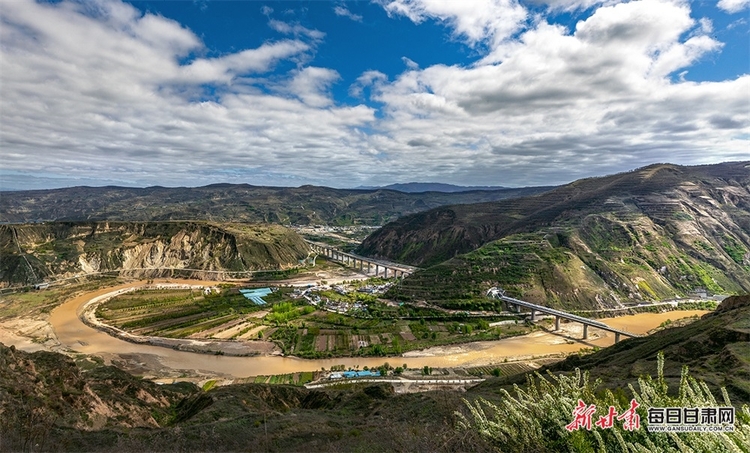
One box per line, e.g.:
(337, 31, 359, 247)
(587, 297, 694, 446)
(0, 276, 710, 384)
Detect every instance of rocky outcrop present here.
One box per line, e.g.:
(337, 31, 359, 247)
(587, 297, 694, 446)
(0, 222, 309, 286)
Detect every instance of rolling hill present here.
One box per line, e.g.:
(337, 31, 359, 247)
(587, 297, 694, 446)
(0, 184, 550, 225)
(360, 162, 750, 309)
(378, 183, 507, 193)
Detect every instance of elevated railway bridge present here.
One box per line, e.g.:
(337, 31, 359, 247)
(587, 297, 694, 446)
(305, 240, 418, 278)
(487, 287, 640, 343)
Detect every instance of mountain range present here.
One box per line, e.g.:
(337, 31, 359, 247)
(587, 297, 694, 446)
(355, 183, 507, 193)
(3, 162, 748, 310)
(359, 162, 750, 310)
(0, 184, 550, 225)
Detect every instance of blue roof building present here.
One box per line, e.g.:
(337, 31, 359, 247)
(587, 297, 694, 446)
(341, 370, 381, 378)
(239, 287, 273, 305)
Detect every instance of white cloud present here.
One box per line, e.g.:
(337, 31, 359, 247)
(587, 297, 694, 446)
(0, 0, 378, 188)
(365, 0, 747, 185)
(525, 0, 614, 12)
(382, 0, 528, 48)
(287, 67, 341, 107)
(698, 17, 713, 34)
(718, 0, 750, 13)
(402, 57, 419, 70)
(333, 5, 363, 21)
(0, 0, 747, 190)
(179, 41, 310, 83)
(349, 71, 388, 97)
(268, 19, 325, 41)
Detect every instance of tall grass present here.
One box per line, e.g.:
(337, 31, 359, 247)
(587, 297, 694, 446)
(457, 352, 749, 452)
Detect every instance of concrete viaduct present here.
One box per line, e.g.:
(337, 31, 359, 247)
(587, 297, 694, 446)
(306, 240, 417, 279)
(487, 287, 640, 343)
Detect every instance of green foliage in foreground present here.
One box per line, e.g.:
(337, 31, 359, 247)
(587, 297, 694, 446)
(457, 352, 749, 452)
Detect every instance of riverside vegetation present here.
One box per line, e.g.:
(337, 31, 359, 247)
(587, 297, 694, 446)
(94, 278, 532, 359)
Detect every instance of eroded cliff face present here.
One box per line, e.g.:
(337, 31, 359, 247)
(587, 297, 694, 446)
(0, 222, 310, 286)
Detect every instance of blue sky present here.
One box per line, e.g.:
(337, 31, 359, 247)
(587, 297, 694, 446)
(0, 0, 748, 190)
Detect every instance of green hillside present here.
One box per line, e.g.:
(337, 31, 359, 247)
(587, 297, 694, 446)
(363, 162, 750, 309)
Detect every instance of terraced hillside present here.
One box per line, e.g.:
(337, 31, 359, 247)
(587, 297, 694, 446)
(367, 162, 750, 309)
(0, 222, 309, 286)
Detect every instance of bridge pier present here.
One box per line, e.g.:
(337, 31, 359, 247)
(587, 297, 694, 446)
(530, 309, 536, 322)
(615, 332, 621, 343)
(583, 324, 589, 340)
(384, 268, 389, 278)
(555, 316, 560, 331)
(375, 264, 380, 277)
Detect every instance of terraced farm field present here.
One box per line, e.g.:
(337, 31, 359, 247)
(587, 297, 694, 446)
(467, 362, 540, 377)
(249, 371, 317, 386)
(96, 288, 283, 339)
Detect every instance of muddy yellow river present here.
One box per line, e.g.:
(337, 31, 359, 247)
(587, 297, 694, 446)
(48, 281, 709, 377)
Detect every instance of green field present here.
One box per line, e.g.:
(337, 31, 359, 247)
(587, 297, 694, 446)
(96, 285, 533, 358)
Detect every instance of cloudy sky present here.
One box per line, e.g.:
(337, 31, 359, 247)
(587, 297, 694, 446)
(0, 0, 748, 190)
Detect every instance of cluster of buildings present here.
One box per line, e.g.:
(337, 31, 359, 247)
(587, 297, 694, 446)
(290, 284, 370, 315)
(202, 286, 220, 296)
(356, 283, 394, 294)
(321, 299, 368, 315)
